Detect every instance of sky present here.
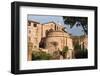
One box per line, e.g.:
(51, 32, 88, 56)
(28, 15, 85, 36)
(28, 15, 64, 25)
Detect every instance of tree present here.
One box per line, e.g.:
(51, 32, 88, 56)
(74, 42, 88, 58)
(74, 42, 81, 51)
(62, 46, 69, 59)
(63, 16, 88, 35)
(75, 48, 88, 58)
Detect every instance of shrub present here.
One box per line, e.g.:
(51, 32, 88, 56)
(32, 51, 52, 60)
(75, 48, 88, 58)
(62, 46, 69, 59)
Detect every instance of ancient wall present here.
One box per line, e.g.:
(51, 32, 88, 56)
(27, 20, 88, 60)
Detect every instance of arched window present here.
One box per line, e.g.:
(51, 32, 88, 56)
(33, 23, 37, 27)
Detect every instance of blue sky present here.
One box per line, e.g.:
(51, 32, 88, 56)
(28, 15, 85, 36)
(28, 15, 64, 25)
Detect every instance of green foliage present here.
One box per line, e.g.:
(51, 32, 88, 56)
(32, 51, 52, 60)
(74, 43, 88, 58)
(61, 46, 69, 58)
(74, 43, 81, 51)
(63, 16, 88, 34)
(62, 46, 68, 53)
(75, 48, 88, 58)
